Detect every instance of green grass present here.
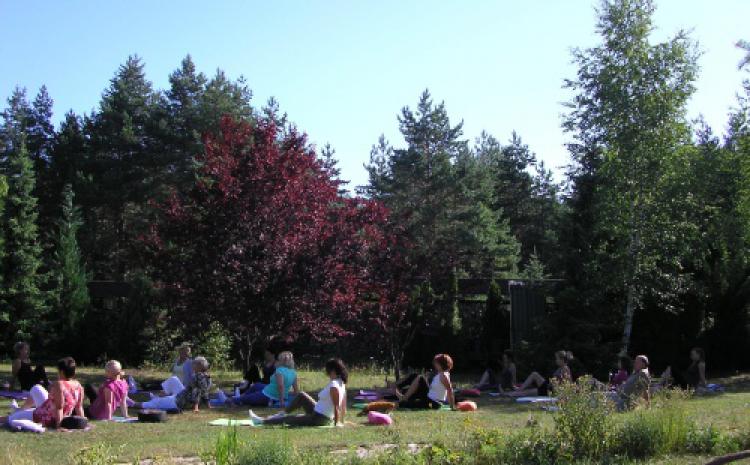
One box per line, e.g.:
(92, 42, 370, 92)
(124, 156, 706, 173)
(1, 364, 749, 465)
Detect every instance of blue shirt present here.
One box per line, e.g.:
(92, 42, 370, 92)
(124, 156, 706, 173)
(262, 366, 296, 400)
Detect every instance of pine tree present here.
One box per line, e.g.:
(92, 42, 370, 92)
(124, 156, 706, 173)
(1, 137, 46, 345)
(50, 184, 90, 347)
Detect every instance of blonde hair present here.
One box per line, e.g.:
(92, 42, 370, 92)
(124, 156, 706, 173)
(105, 360, 123, 376)
(193, 356, 210, 372)
(276, 351, 295, 369)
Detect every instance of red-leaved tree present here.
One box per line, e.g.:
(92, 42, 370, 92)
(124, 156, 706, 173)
(144, 116, 401, 367)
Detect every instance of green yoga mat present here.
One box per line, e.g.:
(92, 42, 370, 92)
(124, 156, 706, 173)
(352, 403, 451, 411)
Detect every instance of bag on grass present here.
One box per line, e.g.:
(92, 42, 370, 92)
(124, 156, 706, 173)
(456, 401, 478, 411)
(138, 409, 169, 423)
(367, 411, 393, 425)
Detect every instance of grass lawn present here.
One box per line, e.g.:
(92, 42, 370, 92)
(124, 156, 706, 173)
(1, 364, 749, 465)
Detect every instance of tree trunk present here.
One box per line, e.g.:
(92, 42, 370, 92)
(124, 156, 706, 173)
(622, 207, 641, 354)
(704, 450, 750, 465)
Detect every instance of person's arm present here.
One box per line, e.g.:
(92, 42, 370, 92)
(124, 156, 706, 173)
(120, 392, 130, 418)
(331, 386, 342, 426)
(51, 382, 65, 426)
(274, 372, 286, 408)
(698, 362, 707, 387)
(441, 374, 455, 409)
(292, 377, 300, 394)
(103, 387, 114, 420)
(10, 360, 21, 390)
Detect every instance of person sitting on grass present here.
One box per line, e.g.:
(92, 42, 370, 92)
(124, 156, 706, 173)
(234, 348, 277, 396)
(608, 354, 650, 411)
(609, 355, 632, 389)
(655, 347, 708, 392)
(505, 350, 573, 398)
(394, 354, 455, 410)
(1, 357, 84, 429)
(249, 358, 348, 427)
(11, 341, 49, 392)
(225, 351, 298, 407)
(474, 350, 517, 392)
(132, 356, 212, 413)
(171, 342, 194, 386)
(84, 360, 130, 421)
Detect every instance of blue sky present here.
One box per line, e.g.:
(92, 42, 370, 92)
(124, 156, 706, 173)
(1, 0, 748, 189)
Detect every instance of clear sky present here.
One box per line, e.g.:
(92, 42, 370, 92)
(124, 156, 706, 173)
(1, 0, 748, 189)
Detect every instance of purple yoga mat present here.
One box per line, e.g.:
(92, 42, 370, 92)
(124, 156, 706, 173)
(0, 390, 29, 400)
(354, 395, 379, 401)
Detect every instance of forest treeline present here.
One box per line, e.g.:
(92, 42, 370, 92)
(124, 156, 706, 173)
(0, 0, 749, 376)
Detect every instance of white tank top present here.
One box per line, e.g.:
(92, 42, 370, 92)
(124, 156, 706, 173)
(314, 379, 345, 419)
(428, 372, 450, 402)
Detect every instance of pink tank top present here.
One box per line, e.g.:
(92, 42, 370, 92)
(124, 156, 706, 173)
(33, 380, 83, 427)
(89, 378, 128, 420)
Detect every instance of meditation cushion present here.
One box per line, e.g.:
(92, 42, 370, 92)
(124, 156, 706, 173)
(367, 411, 394, 425)
(456, 401, 478, 412)
(459, 388, 481, 398)
(357, 400, 397, 416)
(138, 409, 169, 423)
(60, 416, 89, 429)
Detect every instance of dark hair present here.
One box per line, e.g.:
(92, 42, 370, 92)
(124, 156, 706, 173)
(503, 349, 515, 363)
(618, 355, 633, 372)
(692, 347, 705, 362)
(57, 357, 77, 379)
(325, 358, 348, 384)
(13, 341, 29, 357)
(433, 353, 454, 371)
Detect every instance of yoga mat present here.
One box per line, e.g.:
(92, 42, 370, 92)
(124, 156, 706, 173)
(0, 390, 29, 400)
(354, 395, 379, 401)
(111, 416, 138, 423)
(516, 396, 557, 404)
(209, 418, 335, 428)
(209, 419, 255, 427)
(359, 390, 377, 396)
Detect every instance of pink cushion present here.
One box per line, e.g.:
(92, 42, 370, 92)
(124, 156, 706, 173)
(367, 411, 394, 425)
(456, 401, 478, 412)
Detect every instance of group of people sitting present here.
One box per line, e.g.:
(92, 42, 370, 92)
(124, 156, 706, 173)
(1, 341, 352, 430)
(473, 347, 710, 411)
(1, 339, 711, 431)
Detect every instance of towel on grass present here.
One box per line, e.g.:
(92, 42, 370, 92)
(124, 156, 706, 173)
(516, 396, 557, 404)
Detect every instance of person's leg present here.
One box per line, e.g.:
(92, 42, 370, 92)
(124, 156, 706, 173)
(283, 391, 316, 415)
(399, 397, 431, 409)
(7, 408, 35, 424)
(29, 385, 49, 408)
(518, 372, 545, 391)
(140, 395, 178, 410)
(161, 376, 185, 396)
(397, 375, 429, 401)
(84, 384, 98, 403)
(273, 413, 330, 427)
(475, 370, 491, 390)
(232, 390, 270, 406)
(248, 383, 267, 393)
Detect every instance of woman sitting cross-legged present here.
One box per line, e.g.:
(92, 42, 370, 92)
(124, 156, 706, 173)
(131, 356, 212, 413)
(249, 358, 348, 427)
(11, 341, 49, 391)
(1, 357, 84, 430)
(394, 354, 455, 410)
(225, 351, 298, 407)
(505, 350, 573, 397)
(84, 360, 130, 421)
